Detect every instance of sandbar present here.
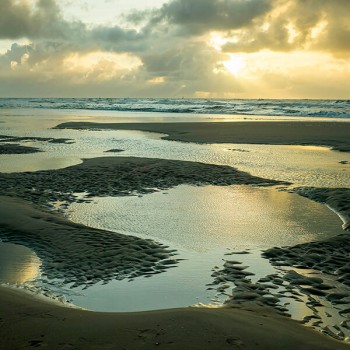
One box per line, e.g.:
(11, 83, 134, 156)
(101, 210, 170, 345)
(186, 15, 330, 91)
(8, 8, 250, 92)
(56, 121, 350, 151)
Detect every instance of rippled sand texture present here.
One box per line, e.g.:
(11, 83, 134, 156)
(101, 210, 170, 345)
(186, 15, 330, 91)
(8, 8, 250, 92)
(0, 157, 281, 289)
(0, 196, 178, 288)
(1, 116, 350, 347)
(0, 156, 282, 208)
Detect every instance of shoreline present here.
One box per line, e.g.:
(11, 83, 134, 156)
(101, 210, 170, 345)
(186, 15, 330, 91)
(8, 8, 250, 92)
(1, 285, 349, 350)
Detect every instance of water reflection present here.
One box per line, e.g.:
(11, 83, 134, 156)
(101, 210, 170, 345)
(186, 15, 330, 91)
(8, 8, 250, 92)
(0, 243, 41, 284)
(0, 109, 349, 338)
(68, 185, 344, 252)
(0, 110, 349, 188)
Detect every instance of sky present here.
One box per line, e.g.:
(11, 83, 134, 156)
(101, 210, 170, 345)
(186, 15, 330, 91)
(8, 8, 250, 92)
(0, 0, 349, 98)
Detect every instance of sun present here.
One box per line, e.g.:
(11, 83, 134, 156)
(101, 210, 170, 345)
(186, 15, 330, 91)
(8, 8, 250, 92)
(222, 55, 245, 76)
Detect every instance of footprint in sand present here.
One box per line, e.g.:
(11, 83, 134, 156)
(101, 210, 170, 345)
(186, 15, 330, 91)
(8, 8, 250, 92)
(226, 336, 246, 348)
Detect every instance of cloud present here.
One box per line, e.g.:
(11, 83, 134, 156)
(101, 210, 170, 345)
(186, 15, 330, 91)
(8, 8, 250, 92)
(222, 0, 350, 56)
(0, 0, 84, 40)
(0, 0, 349, 98)
(2, 0, 350, 56)
(139, 39, 234, 88)
(130, 0, 271, 36)
(89, 26, 147, 53)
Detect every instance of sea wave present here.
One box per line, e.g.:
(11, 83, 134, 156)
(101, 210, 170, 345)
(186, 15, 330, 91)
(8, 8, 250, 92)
(0, 98, 350, 119)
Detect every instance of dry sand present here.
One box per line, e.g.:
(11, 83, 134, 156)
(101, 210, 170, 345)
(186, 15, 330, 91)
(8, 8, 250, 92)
(55, 121, 350, 152)
(1, 286, 349, 350)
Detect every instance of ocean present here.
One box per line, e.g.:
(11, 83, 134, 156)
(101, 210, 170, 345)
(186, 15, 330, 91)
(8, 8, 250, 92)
(0, 98, 349, 119)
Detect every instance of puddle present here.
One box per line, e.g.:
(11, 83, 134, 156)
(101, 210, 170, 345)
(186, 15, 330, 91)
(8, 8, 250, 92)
(68, 186, 344, 251)
(0, 243, 41, 284)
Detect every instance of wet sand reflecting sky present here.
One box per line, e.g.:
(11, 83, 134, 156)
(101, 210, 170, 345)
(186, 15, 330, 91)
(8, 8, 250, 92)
(0, 243, 41, 284)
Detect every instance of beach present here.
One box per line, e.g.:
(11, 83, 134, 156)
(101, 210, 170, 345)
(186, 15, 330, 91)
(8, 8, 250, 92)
(1, 286, 349, 350)
(1, 0, 350, 346)
(0, 113, 350, 349)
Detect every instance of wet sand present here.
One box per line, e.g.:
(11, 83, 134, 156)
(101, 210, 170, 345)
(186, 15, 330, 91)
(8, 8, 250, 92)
(0, 196, 178, 288)
(54, 122, 350, 249)
(0, 144, 42, 154)
(1, 286, 348, 350)
(294, 187, 350, 230)
(0, 134, 74, 154)
(56, 121, 350, 152)
(0, 157, 281, 289)
(0, 156, 281, 207)
(1, 120, 350, 348)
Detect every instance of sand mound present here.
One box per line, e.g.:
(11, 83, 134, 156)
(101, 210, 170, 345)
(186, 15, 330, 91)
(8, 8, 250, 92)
(0, 134, 73, 144)
(0, 156, 283, 208)
(0, 144, 42, 154)
(55, 121, 350, 152)
(294, 187, 350, 230)
(0, 197, 178, 288)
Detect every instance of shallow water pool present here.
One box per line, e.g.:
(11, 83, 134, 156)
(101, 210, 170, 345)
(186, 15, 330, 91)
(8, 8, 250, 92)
(63, 185, 344, 312)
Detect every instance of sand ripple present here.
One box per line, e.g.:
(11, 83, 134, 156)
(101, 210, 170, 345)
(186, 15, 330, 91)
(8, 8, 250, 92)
(0, 157, 281, 289)
(0, 156, 283, 208)
(0, 197, 178, 289)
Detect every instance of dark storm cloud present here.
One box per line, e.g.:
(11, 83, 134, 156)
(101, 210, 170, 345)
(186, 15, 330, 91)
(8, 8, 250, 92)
(161, 0, 270, 33)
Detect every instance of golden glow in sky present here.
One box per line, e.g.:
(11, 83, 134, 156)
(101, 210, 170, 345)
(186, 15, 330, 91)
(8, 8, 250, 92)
(62, 52, 142, 81)
(221, 55, 246, 77)
(0, 0, 349, 98)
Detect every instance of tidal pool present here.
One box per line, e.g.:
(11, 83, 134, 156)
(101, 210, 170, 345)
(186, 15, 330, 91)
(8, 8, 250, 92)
(64, 185, 344, 312)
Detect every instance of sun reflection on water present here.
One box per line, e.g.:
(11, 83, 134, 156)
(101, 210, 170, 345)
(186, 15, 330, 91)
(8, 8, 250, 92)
(0, 243, 41, 284)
